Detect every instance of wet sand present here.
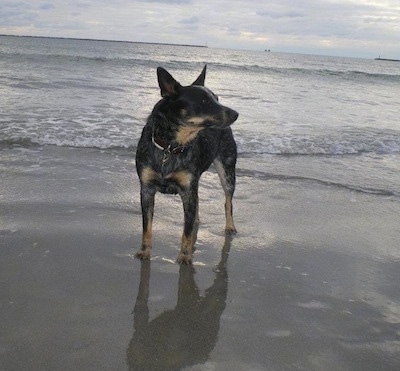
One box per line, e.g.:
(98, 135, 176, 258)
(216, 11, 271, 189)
(1, 145, 400, 370)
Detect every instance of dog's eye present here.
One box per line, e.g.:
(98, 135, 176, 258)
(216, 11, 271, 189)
(202, 98, 209, 105)
(214, 94, 219, 101)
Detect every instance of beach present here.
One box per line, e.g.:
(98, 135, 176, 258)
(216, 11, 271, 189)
(1, 144, 400, 370)
(1, 36, 400, 370)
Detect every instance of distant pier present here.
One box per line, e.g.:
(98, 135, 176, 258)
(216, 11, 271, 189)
(375, 57, 400, 62)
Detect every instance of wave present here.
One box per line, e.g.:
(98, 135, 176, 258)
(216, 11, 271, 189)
(0, 137, 132, 150)
(0, 50, 154, 69)
(208, 60, 400, 82)
(0, 134, 137, 151)
(2, 48, 400, 83)
(2, 127, 400, 156)
(237, 168, 400, 198)
(287, 67, 400, 82)
(236, 129, 400, 155)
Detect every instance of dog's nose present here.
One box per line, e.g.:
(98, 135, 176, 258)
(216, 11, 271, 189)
(229, 109, 239, 123)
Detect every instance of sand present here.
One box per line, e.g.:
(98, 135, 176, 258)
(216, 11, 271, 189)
(1, 145, 400, 370)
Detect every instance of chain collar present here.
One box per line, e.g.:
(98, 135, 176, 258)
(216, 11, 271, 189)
(152, 132, 189, 165)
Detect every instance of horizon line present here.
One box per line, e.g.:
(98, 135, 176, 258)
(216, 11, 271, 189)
(0, 34, 208, 48)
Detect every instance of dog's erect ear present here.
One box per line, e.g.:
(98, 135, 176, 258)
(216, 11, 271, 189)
(192, 65, 207, 86)
(157, 67, 182, 98)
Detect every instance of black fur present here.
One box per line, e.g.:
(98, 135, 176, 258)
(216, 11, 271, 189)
(135, 65, 238, 264)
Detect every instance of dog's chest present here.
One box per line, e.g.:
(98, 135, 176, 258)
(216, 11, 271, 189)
(140, 166, 193, 194)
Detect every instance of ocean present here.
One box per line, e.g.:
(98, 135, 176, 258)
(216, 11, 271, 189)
(1, 35, 400, 198)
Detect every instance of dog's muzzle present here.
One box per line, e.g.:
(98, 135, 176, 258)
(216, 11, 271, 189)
(222, 108, 239, 126)
(228, 109, 239, 123)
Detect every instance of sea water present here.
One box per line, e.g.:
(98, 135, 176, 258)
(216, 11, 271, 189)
(1, 35, 400, 196)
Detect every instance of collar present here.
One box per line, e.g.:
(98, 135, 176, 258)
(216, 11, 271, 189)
(152, 131, 190, 165)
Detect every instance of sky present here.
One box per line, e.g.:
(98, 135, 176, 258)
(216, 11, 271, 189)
(1, 0, 399, 58)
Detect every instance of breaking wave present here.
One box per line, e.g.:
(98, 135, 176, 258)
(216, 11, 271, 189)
(2, 120, 400, 156)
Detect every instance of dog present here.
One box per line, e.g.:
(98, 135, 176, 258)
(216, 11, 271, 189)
(135, 65, 238, 264)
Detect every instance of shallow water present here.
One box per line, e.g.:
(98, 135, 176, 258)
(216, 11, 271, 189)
(1, 146, 400, 370)
(1, 35, 400, 197)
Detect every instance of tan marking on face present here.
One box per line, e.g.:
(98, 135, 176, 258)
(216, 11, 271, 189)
(165, 170, 193, 189)
(187, 116, 206, 125)
(176, 125, 204, 145)
(187, 115, 218, 125)
(141, 167, 160, 185)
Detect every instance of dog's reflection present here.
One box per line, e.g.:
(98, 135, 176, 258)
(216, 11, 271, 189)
(127, 237, 231, 370)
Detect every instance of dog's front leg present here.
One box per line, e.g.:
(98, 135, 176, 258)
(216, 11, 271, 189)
(177, 187, 198, 264)
(135, 186, 156, 260)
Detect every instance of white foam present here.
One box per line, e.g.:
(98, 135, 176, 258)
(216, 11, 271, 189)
(235, 128, 400, 155)
(296, 300, 331, 310)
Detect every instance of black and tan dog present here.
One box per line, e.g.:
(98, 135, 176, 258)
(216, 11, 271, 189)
(135, 65, 238, 264)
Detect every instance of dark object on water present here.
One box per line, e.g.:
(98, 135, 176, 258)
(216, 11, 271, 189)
(375, 57, 400, 62)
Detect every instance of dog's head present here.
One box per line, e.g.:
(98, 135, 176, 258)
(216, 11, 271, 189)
(156, 65, 239, 130)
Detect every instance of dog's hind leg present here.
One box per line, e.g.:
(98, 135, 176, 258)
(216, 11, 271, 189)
(135, 187, 156, 260)
(214, 156, 237, 235)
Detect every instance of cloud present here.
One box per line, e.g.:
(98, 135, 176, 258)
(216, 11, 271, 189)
(179, 16, 199, 25)
(138, 0, 192, 3)
(256, 10, 304, 19)
(0, 0, 399, 58)
(0, 1, 38, 26)
(39, 3, 55, 10)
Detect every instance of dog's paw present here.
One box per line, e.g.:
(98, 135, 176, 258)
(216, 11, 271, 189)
(176, 253, 193, 265)
(225, 226, 237, 235)
(135, 249, 151, 260)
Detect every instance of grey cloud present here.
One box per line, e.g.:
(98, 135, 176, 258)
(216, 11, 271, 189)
(0, 0, 398, 58)
(179, 16, 199, 24)
(256, 10, 304, 19)
(138, 0, 192, 3)
(39, 3, 55, 10)
(0, 1, 38, 25)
